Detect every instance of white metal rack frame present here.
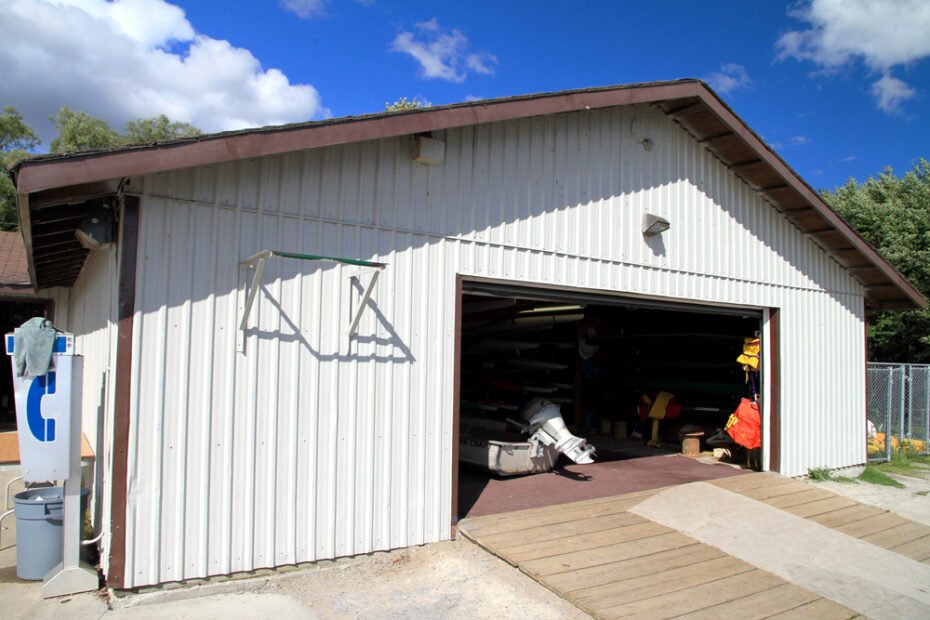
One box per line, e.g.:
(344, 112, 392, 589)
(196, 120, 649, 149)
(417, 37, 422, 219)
(237, 249, 386, 353)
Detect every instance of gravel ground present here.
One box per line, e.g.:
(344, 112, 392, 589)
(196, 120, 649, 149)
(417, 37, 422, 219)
(103, 538, 590, 620)
(264, 539, 589, 619)
(808, 463, 930, 527)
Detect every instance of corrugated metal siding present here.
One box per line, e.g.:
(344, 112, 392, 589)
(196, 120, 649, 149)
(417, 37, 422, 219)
(123, 104, 866, 587)
(49, 244, 119, 577)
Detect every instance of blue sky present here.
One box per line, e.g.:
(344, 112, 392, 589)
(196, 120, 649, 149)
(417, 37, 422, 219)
(2, 0, 929, 192)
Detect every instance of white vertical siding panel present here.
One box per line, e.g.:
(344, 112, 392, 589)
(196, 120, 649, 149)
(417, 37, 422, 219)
(182, 203, 217, 579)
(60, 246, 116, 574)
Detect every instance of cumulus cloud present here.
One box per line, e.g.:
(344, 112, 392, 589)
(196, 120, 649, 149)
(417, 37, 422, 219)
(776, 0, 930, 112)
(871, 73, 917, 113)
(280, 0, 326, 19)
(0, 0, 327, 142)
(703, 63, 751, 95)
(391, 19, 498, 83)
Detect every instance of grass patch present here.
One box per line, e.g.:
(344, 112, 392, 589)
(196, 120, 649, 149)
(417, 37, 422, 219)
(859, 466, 906, 488)
(808, 467, 857, 483)
(808, 467, 833, 481)
(873, 449, 930, 478)
(915, 490, 929, 497)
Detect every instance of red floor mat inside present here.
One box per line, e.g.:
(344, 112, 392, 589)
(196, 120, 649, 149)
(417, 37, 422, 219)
(458, 454, 749, 519)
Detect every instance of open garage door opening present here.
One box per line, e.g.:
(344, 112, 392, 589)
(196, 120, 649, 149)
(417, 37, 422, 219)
(454, 281, 767, 521)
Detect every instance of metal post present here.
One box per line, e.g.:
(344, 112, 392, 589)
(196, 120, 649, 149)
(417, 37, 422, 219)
(907, 366, 914, 441)
(885, 368, 894, 463)
(923, 366, 930, 454)
(899, 365, 906, 456)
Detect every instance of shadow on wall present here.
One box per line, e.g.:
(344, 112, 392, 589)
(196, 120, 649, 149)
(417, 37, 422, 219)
(249, 281, 415, 364)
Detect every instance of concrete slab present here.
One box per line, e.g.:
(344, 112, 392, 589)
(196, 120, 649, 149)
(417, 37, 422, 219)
(630, 481, 930, 619)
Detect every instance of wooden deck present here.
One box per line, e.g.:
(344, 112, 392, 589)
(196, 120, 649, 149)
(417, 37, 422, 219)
(458, 472, 930, 619)
(709, 473, 930, 562)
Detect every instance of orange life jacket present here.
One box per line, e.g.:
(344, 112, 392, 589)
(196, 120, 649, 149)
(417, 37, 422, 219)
(725, 398, 761, 449)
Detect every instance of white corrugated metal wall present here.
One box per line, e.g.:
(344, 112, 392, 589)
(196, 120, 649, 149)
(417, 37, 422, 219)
(53, 243, 120, 577)
(114, 104, 865, 587)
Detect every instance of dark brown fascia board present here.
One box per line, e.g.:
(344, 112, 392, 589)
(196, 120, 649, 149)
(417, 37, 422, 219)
(17, 193, 38, 293)
(13, 81, 703, 194)
(12, 78, 925, 309)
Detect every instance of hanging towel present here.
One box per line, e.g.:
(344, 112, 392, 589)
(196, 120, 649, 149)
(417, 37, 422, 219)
(13, 317, 57, 378)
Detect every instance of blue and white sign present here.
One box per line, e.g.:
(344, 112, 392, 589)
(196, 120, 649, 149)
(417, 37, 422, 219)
(5, 334, 82, 482)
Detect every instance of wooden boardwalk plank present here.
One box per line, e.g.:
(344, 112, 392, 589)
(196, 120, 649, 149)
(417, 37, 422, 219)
(890, 534, 930, 561)
(570, 554, 752, 610)
(520, 531, 697, 578)
(476, 511, 646, 549)
(761, 487, 838, 509)
(709, 472, 789, 492)
(834, 512, 909, 538)
(545, 544, 725, 593)
(807, 503, 887, 529)
(674, 582, 820, 619)
(782, 495, 859, 518)
(596, 569, 784, 620)
(765, 597, 859, 619)
(459, 490, 657, 538)
(739, 481, 821, 501)
(861, 522, 930, 549)
(501, 521, 671, 564)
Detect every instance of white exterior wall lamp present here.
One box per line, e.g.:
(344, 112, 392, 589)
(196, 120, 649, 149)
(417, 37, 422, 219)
(642, 213, 670, 237)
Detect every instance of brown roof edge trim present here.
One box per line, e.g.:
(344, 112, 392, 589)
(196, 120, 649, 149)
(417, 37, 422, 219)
(695, 90, 927, 309)
(16, 193, 38, 293)
(14, 81, 705, 194)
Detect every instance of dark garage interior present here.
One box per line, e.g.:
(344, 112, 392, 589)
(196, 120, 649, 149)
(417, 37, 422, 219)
(456, 285, 762, 519)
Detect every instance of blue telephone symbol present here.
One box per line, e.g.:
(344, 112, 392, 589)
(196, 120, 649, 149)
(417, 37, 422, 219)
(26, 372, 56, 442)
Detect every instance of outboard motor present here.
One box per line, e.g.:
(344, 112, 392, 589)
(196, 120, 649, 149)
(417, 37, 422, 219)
(520, 398, 596, 464)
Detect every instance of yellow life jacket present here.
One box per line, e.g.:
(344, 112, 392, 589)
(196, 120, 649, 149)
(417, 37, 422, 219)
(736, 337, 760, 382)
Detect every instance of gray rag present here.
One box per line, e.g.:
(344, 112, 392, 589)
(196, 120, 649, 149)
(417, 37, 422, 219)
(13, 317, 57, 377)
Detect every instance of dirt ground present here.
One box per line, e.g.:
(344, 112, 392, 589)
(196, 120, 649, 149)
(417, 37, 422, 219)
(103, 539, 591, 619)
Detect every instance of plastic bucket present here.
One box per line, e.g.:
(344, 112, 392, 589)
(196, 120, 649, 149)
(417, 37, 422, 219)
(12, 487, 89, 580)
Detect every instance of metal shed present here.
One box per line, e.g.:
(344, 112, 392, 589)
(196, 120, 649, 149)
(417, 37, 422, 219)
(10, 80, 925, 589)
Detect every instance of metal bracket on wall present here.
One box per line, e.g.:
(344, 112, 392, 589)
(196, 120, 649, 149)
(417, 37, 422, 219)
(237, 249, 386, 353)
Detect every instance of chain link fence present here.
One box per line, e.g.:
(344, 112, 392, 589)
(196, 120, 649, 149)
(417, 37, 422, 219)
(867, 363, 930, 462)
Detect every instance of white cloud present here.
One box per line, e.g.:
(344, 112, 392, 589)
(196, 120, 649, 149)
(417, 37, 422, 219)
(391, 19, 497, 83)
(280, 0, 326, 19)
(871, 73, 917, 113)
(0, 0, 327, 141)
(703, 63, 751, 94)
(776, 0, 930, 112)
(788, 136, 810, 146)
(841, 155, 857, 162)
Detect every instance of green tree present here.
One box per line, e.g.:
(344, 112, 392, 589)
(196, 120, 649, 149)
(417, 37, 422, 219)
(3, 106, 203, 230)
(0, 106, 41, 231)
(385, 97, 431, 112)
(123, 114, 201, 144)
(49, 106, 121, 153)
(824, 160, 930, 362)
